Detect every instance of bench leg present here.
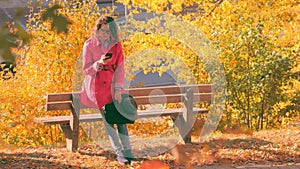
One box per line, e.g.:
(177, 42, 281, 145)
(173, 87, 194, 144)
(70, 118, 79, 152)
(172, 115, 192, 143)
(70, 96, 80, 152)
(59, 123, 73, 151)
(59, 123, 78, 152)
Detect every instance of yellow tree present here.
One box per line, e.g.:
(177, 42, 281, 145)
(118, 0, 300, 130)
(0, 0, 209, 146)
(0, 0, 102, 146)
(193, 0, 300, 130)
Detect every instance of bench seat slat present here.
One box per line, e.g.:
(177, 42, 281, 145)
(137, 107, 208, 118)
(47, 102, 72, 111)
(34, 115, 71, 125)
(128, 84, 212, 97)
(35, 107, 208, 125)
(46, 84, 212, 103)
(47, 92, 81, 102)
(46, 93, 212, 111)
(135, 93, 212, 104)
(193, 93, 213, 102)
(79, 113, 103, 122)
(47, 93, 72, 102)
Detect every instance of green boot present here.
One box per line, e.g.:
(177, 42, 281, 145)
(123, 149, 134, 164)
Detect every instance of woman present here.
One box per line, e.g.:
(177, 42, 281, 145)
(80, 15, 132, 164)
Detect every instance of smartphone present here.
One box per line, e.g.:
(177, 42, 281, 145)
(104, 53, 112, 60)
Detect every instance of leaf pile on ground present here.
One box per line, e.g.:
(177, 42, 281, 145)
(0, 127, 299, 168)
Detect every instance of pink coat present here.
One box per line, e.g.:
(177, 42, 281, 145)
(80, 37, 124, 109)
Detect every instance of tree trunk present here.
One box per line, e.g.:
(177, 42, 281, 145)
(260, 91, 265, 130)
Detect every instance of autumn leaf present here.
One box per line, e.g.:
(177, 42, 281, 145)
(224, 125, 253, 136)
(41, 5, 72, 34)
(0, 25, 19, 61)
(137, 160, 169, 169)
(51, 15, 72, 34)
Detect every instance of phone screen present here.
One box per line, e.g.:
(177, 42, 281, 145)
(105, 53, 112, 60)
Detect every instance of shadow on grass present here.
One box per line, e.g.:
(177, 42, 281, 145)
(78, 145, 149, 162)
(190, 137, 300, 165)
(206, 137, 272, 150)
(0, 152, 87, 169)
(78, 146, 116, 161)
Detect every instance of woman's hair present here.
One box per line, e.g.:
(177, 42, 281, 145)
(91, 15, 119, 42)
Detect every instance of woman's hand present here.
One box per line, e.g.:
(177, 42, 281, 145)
(114, 90, 122, 103)
(100, 54, 112, 64)
(93, 54, 112, 70)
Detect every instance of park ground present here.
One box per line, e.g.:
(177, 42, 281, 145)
(0, 126, 299, 169)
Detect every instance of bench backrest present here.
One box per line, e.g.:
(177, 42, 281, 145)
(46, 84, 213, 111)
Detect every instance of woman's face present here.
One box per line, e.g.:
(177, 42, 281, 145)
(98, 24, 111, 41)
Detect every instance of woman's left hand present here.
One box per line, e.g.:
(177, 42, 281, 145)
(114, 90, 122, 103)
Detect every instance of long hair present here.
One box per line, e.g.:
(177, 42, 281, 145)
(91, 15, 119, 42)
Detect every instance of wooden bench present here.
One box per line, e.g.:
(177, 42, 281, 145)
(34, 84, 213, 152)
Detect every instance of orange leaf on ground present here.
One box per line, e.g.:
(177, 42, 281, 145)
(137, 160, 169, 169)
(224, 125, 253, 135)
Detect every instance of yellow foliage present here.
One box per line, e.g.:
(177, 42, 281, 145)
(119, 0, 299, 130)
(123, 32, 209, 84)
(1, 0, 209, 146)
(0, 0, 102, 146)
(1, 0, 299, 147)
(137, 160, 169, 169)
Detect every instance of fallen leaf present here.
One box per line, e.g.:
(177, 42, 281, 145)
(137, 160, 169, 169)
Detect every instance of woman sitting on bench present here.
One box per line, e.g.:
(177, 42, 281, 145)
(80, 15, 133, 165)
